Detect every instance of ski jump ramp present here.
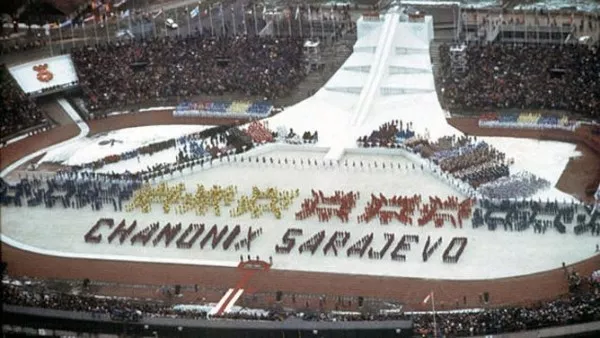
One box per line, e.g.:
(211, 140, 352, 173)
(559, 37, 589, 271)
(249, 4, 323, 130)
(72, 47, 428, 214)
(266, 6, 460, 161)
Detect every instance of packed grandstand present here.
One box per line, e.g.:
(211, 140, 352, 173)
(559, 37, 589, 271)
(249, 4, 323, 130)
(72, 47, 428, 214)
(1, 0, 600, 337)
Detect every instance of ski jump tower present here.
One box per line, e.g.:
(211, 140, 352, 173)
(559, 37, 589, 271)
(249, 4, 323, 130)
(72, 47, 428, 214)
(324, 2, 435, 160)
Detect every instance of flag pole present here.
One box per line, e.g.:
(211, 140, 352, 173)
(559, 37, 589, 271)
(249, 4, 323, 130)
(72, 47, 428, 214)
(242, 4, 247, 35)
(253, 4, 258, 35)
(232, 5, 237, 36)
(309, 6, 313, 38)
(219, 3, 225, 36)
(186, 6, 191, 36)
(82, 21, 87, 46)
(70, 19, 75, 49)
(432, 291, 437, 338)
(105, 14, 110, 43)
(320, 6, 324, 39)
(58, 23, 64, 53)
(175, 8, 180, 36)
(152, 11, 157, 38)
(48, 25, 54, 56)
(94, 16, 99, 45)
(298, 6, 303, 37)
(209, 4, 214, 36)
(198, 5, 203, 36)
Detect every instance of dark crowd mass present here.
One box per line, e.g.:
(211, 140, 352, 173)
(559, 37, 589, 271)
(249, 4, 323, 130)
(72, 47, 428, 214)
(438, 43, 600, 118)
(412, 292, 600, 337)
(3, 272, 600, 337)
(0, 66, 46, 139)
(71, 34, 306, 112)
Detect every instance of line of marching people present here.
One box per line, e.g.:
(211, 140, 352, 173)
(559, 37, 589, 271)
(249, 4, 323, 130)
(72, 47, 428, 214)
(0, 171, 141, 212)
(354, 193, 474, 228)
(295, 190, 359, 223)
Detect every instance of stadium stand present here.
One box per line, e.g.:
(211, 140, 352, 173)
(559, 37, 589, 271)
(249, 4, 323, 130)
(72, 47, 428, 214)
(0, 65, 47, 140)
(438, 43, 600, 118)
(71, 35, 306, 112)
(3, 278, 600, 336)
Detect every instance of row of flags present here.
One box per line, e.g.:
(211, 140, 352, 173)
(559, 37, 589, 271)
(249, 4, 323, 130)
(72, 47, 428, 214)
(44, 1, 348, 47)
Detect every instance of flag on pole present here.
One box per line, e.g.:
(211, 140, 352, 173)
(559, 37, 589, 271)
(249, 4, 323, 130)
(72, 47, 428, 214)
(191, 6, 199, 19)
(153, 9, 164, 19)
(423, 292, 433, 304)
(121, 9, 130, 19)
(295, 6, 300, 20)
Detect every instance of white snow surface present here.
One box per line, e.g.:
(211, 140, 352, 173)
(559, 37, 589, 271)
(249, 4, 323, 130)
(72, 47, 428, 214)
(1, 149, 597, 280)
(480, 137, 581, 202)
(38, 125, 215, 166)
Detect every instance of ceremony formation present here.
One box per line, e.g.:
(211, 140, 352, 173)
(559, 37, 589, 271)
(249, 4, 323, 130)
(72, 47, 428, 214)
(1, 1, 599, 337)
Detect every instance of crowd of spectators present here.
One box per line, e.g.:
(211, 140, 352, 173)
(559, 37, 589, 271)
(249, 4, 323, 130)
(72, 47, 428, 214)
(0, 35, 48, 55)
(412, 292, 600, 337)
(2, 283, 205, 320)
(0, 66, 46, 139)
(438, 43, 600, 119)
(72, 34, 306, 112)
(4, 276, 600, 336)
